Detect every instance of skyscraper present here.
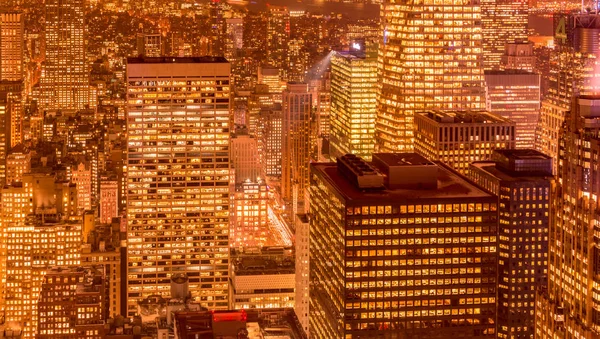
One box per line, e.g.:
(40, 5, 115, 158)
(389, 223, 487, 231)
(281, 83, 313, 213)
(329, 46, 378, 161)
(468, 149, 552, 339)
(480, 0, 528, 70)
(40, 0, 88, 111)
(126, 57, 231, 315)
(376, 0, 486, 152)
(535, 95, 600, 338)
(0, 12, 24, 81)
(485, 70, 541, 149)
(267, 6, 290, 73)
(414, 110, 516, 174)
(310, 153, 498, 338)
(535, 12, 600, 171)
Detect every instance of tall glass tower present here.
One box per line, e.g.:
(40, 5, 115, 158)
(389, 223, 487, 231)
(40, 0, 88, 110)
(375, 0, 486, 152)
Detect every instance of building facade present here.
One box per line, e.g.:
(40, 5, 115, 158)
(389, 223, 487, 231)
(126, 57, 231, 315)
(485, 71, 541, 149)
(535, 96, 600, 338)
(468, 149, 552, 339)
(414, 110, 516, 174)
(376, 0, 486, 152)
(281, 83, 313, 213)
(0, 12, 24, 81)
(40, 0, 89, 110)
(330, 48, 378, 161)
(480, 0, 528, 70)
(310, 153, 498, 338)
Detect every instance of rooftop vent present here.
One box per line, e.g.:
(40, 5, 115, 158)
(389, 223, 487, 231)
(337, 154, 384, 189)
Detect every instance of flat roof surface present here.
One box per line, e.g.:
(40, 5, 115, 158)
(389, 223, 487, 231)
(313, 162, 493, 203)
(127, 56, 228, 64)
(373, 153, 435, 167)
(417, 110, 513, 124)
(470, 162, 552, 182)
(494, 149, 551, 160)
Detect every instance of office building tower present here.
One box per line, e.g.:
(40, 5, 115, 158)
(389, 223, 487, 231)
(231, 247, 295, 309)
(224, 18, 243, 61)
(501, 42, 536, 72)
(81, 220, 125, 318)
(310, 153, 498, 338)
(99, 177, 118, 224)
(37, 266, 105, 338)
(231, 133, 262, 183)
(136, 33, 163, 57)
(294, 214, 310, 336)
(485, 70, 541, 149)
(535, 12, 600, 171)
(376, 0, 486, 152)
(71, 161, 92, 213)
(40, 0, 88, 111)
(0, 12, 24, 81)
(231, 181, 269, 248)
(0, 81, 22, 185)
(126, 57, 231, 315)
(535, 95, 600, 338)
(258, 66, 285, 98)
(2, 217, 82, 339)
(414, 110, 516, 174)
(281, 83, 313, 212)
(468, 149, 552, 339)
(480, 0, 528, 70)
(266, 6, 290, 73)
(210, 0, 225, 57)
(6, 146, 30, 184)
(329, 47, 378, 161)
(257, 105, 282, 179)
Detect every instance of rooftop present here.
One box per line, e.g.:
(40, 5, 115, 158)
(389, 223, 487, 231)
(127, 56, 228, 64)
(494, 149, 551, 161)
(470, 162, 553, 182)
(417, 110, 513, 125)
(312, 155, 493, 203)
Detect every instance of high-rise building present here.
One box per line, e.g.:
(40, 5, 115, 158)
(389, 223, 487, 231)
(37, 266, 105, 338)
(210, 0, 225, 57)
(535, 12, 600, 171)
(376, 0, 486, 152)
(0, 12, 24, 81)
(257, 105, 282, 180)
(294, 213, 309, 336)
(224, 18, 243, 61)
(535, 95, 600, 338)
(71, 161, 92, 213)
(480, 0, 528, 70)
(126, 57, 231, 315)
(6, 146, 30, 184)
(40, 0, 88, 111)
(329, 46, 378, 161)
(485, 70, 541, 149)
(231, 133, 262, 183)
(281, 83, 313, 213)
(231, 247, 295, 309)
(468, 149, 552, 339)
(136, 33, 163, 57)
(414, 110, 516, 174)
(231, 181, 269, 248)
(310, 153, 498, 338)
(99, 177, 118, 224)
(0, 80, 22, 185)
(266, 6, 290, 73)
(501, 42, 536, 72)
(1, 217, 82, 339)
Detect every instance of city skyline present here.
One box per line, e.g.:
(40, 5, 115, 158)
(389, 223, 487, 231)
(0, 0, 595, 338)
